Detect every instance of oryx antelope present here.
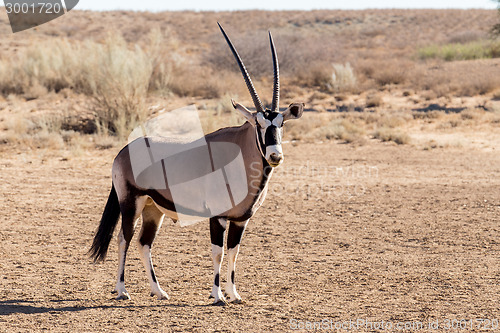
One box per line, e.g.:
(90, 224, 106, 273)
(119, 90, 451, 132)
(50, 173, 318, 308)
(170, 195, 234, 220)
(89, 23, 304, 305)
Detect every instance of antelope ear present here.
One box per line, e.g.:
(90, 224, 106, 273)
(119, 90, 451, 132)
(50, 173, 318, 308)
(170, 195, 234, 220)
(232, 99, 257, 126)
(283, 102, 305, 122)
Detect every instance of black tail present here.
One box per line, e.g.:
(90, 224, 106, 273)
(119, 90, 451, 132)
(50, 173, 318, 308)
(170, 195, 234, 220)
(89, 184, 121, 262)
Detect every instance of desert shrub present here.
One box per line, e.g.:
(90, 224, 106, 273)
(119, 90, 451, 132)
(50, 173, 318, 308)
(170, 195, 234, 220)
(168, 65, 226, 99)
(377, 114, 409, 128)
(145, 28, 175, 95)
(373, 67, 407, 86)
(0, 39, 78, 95)
(365, 94, 383, 108)
(294, 62, 332, 89)
(1, 112, 67, 149)
(310, 118, 365, 143)
(373, 127, 410, 145)
(457, 75, 500, 96)
(284, 113, 330, 141)
(83, 34, 152, 137)
(447, 31, 484, 44)
(0, 31, 175, 137)
(460, 108, 484, 120)
(412, 110, 443, 120)
(357, 59, 409, 87)
(409, 60, 500, 97)
(418, 40, 500, 61)
(207, 31, 275, 79)
(293, 62, 358, 92)
(329, 119, 364, 143)
(331, 63, 357, 92)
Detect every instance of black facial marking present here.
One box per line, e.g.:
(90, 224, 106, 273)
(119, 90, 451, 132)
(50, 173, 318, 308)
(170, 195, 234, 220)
(263, 110, 280, 122)
(264, 126, 280, 146)
(214, 273, 220, 287)
(257, 110, 282, 153)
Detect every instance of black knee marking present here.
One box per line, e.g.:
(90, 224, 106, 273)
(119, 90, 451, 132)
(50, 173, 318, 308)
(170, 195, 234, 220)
(120, 269, 125, 282)
(214, 273, 220, 287)
(139, 222, 159, 246)
(120, 206, 137, 243)
(231, 271, 235, 284)
(210, 217, 226, 247)
(227, 222, 246, 249)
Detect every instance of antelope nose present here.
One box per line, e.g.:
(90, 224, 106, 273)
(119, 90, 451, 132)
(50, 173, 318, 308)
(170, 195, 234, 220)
(269, 153, 283, 164)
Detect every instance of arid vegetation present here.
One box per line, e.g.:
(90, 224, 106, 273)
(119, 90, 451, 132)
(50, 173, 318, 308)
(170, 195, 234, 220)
(0, 9, 500, 148)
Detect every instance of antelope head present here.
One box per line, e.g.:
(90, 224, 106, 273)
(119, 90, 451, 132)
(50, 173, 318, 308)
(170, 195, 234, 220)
(218, 23, 304, 168)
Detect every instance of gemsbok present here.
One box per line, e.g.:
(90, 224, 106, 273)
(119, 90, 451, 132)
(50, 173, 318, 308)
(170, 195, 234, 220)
(89, 23, 304, 305)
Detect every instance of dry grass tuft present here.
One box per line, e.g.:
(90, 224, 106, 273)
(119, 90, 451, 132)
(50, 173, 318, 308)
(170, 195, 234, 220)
(314, 119, 365, 143)
(365, 94, 383, 108)
(0, 30, 176, 138)
(284, 113, 330, 141)
(373, 127, 411, 145)
(295, 62, 333, 90)
(85, 34, 152, 137)
(460, 108, 484, 120)
(331, 63, 357, 92)
(412, 110, 443, 120)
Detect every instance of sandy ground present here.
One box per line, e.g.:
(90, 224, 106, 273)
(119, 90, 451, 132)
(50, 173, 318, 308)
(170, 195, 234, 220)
(0, 139, 499, 332)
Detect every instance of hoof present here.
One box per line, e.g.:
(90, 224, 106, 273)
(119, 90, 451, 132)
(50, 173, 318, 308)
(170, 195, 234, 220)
(115, 293, 131, 300)
(150, 292, 170, 300)
(229, 298, 243, 304)
(111, 290, 117, 294)
(212, 299, 228, 306)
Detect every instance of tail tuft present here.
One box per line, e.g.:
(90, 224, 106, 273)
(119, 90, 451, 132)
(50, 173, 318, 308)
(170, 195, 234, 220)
(89, 184, 121, 262)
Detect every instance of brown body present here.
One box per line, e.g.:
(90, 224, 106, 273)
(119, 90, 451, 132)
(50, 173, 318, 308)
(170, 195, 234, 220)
(112, 122, 272, 224)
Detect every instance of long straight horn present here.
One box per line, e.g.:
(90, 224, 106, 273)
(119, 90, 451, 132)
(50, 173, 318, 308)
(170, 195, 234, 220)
(218, 22, 264, 113)
(269, 31, 279, 112)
